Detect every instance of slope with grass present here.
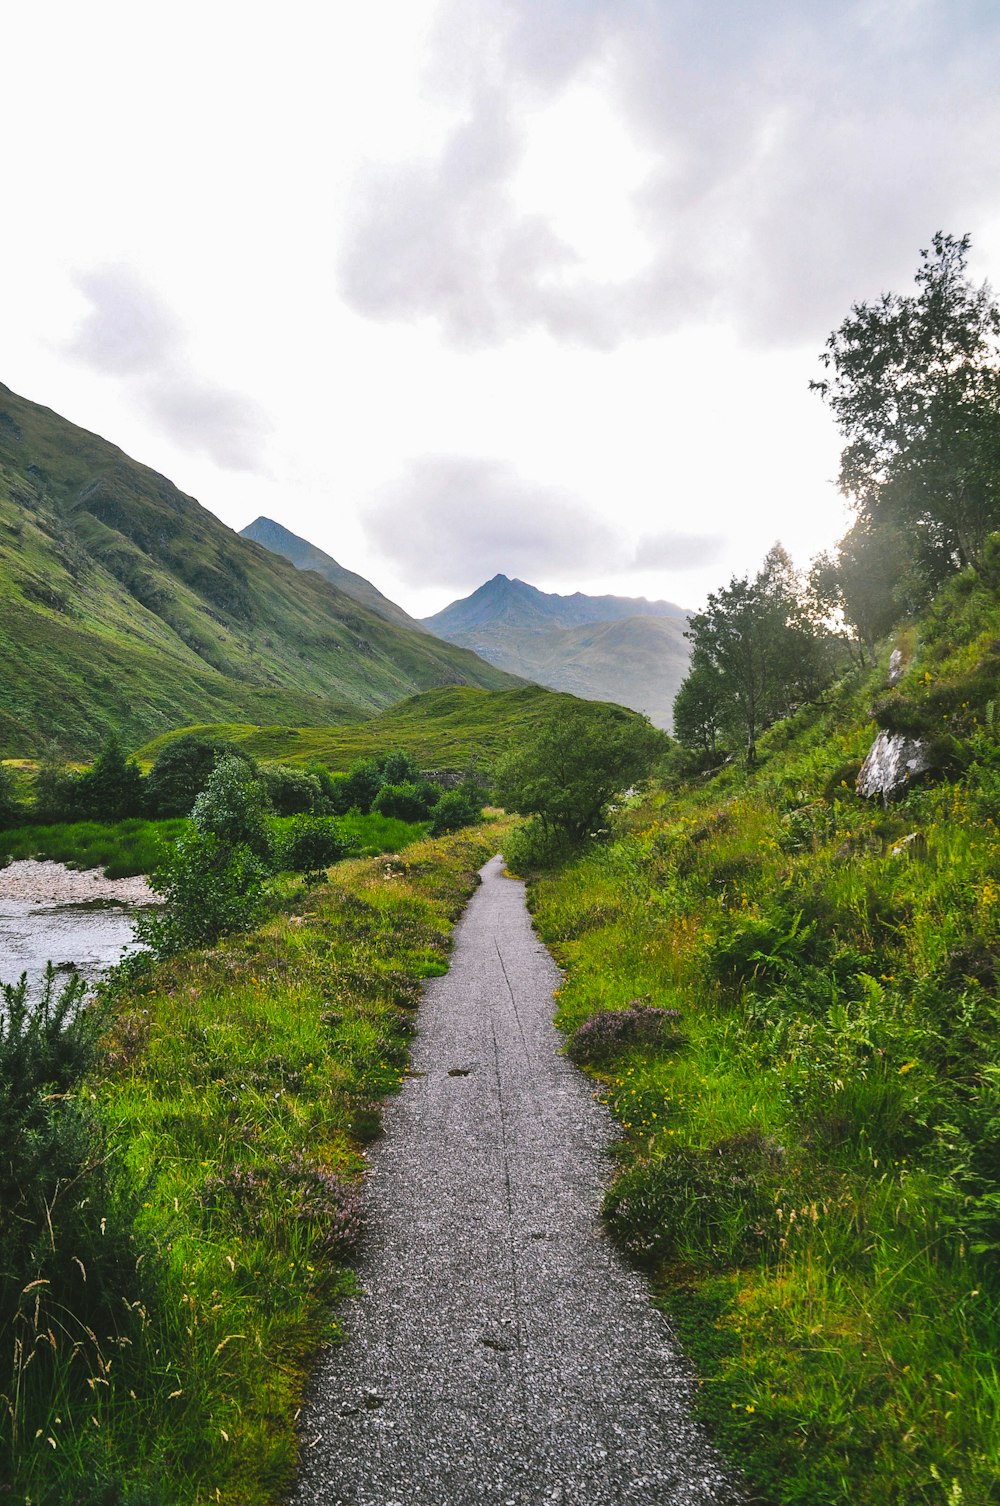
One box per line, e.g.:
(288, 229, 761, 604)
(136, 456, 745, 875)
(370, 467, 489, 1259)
(132, 684, 619, 773)
(519, 555, 1000, 1506)
(239, 515, 427, 633)
(0, 382, 518, 755)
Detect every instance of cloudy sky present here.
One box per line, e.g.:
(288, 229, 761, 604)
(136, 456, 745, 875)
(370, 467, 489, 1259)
(5, 0, 1000, 617)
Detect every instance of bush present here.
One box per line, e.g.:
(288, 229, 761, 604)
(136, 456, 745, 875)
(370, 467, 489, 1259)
(260, 763, 325, 815)
(567, 1002, 685, 1066)
(279, 815, 351, 875)
(0, 968, 149, 1464)
(429, 785, 483, 835)
(371, 780, 437, 823)
(144, 734, 254, 817)
(191, 754, 271, 860)
(604, 1131, 786, 1269)
(135, 833, 269, 957)
(201, 1152, 363, 1258)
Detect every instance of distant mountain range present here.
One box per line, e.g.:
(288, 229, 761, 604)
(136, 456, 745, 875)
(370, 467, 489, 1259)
(423, 575, 691, 730)
(0, 384, 518, 754)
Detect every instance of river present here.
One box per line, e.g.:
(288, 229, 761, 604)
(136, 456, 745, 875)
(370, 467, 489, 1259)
(0, 860, 155, 994)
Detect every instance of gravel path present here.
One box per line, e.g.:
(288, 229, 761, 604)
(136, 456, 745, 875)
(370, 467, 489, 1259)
(291, 855, 743, 1506)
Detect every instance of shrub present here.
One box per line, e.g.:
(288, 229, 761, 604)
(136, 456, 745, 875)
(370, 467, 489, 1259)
(567, 1002, 685, 1066)
(429, 785, 483, 835)
(279, 814, 351, 875)
(135, 832, 269, 957)
(604, 1132, 786, 1269)
(260, 763, 325, 815)
(191, 754, 271, 860)
(144, 733, 254, 817)
(73, 734, 146, 821)
(371, 780, 436, 823)
(0, 968, 149, 1463)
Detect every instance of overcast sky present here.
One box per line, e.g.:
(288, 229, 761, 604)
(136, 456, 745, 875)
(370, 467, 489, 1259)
(5, 0, 1000, 617)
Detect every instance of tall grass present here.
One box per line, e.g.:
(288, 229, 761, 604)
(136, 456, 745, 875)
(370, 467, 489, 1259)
(0, 821, 511, 1503)
(524, 737, 1000, 1503)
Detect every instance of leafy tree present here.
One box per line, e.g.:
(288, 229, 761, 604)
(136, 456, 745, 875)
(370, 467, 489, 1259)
(492, 705, 664, 843)
(683, 545, 832, 764)
(328, 751, 426, 815)
(136, 833, 269, 957)
(260, 763, 325, 815)
(144, 734, 253, 818)
(813, 232, 1000, 575)
(672, 661, 728, 759)
(809, 519, 912, 666)
(191, 755, 271, 860)
(74, 734, 145, 820)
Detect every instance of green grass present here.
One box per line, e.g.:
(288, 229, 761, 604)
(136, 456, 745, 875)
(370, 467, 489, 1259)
(0, 818, 190, 877)
(518, 626, 1000, 1504)
(133, 684, 611, 773)
(0, 380, 519, 756)
(0, 811, 432, 880)
(1, 819, 513, 1503)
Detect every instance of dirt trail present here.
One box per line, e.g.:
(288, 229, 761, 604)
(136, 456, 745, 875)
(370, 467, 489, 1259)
(290, 855, 743, 1506)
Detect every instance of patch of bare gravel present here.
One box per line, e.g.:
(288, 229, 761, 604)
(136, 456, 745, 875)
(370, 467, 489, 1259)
(0, 859, 154, 906)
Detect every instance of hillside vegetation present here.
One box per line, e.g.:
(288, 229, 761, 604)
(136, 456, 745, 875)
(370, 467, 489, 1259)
(0, 382, 517, 754)
(521, 555, 1000, 1505)
(132, 684, 605, 772)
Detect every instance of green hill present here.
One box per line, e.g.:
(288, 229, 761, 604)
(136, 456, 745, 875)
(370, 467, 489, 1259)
(0, 382, 519, 755)
(133, 684, 618, 772)
(522, 551, 1000, 1505)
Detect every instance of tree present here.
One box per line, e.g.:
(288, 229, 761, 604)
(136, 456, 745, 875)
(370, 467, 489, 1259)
(145, 734, 254, 818)
(492, 705, 664, 842)
(809, 519, 912, 667)
(813, 232, 1000, 574)
(683, 545, 831, 764)
(191, 755, 270, 860)
(672, 661, 728, 759)
(74, 734, 145, 821)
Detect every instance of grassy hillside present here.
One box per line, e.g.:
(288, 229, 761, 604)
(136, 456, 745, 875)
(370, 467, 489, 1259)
(0, 383, 518, 755)
(239, 515, 427, 633)
(133, 684, 606, 772)
(520, 557, 1000, 1505)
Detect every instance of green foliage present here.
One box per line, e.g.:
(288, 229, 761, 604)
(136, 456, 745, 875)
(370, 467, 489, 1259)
(191, 754, 271, 860)
(493, 703, 664, 847)
(681, 544, 839, 764)
(371, 779, 439, 823)
(260, 762, 325, 815)
(136, 833, 269, 957)
(73, 734, 146, 821)
(0, 761, 24, 830)
(0, 968, 150, 1492)
(428, 782, 484, 835)
(278, 814, 352, 875)
(814, 231, 1000, 580)
(144, 732, 250, 817)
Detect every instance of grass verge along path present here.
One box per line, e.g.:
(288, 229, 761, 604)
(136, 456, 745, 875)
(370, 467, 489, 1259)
(2, 821, 511, 1506)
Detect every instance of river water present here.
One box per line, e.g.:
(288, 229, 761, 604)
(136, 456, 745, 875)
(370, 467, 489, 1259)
(0, 860, 155, 994)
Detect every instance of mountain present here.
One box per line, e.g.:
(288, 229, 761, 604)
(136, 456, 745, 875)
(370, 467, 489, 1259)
(422, 575, 691, 730)
(239, 516, 424, 633)
(0, 382, 519, 755)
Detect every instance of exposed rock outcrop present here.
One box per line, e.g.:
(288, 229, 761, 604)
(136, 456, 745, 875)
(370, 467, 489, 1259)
(856, 730, 933, 802)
